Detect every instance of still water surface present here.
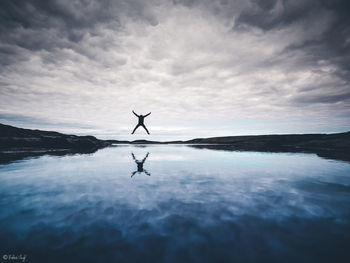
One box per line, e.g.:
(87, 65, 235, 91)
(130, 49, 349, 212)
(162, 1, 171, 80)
(0, 145, 350, 262)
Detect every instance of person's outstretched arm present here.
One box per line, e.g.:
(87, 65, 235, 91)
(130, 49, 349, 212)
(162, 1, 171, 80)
(145, 112, 151, 117)
(142, 152, 149, 163)
(131, 153, 137, 161)
(132, 110, 139, 117)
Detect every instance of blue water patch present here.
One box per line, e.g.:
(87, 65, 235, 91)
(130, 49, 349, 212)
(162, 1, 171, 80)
(0, 145, 349, 262)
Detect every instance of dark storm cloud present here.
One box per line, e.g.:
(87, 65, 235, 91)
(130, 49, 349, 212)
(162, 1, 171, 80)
(0, 0, 157, 67)
(0, 0, 108, 50)
(235, 0, 316, 31)
(235, 0, 350, 76)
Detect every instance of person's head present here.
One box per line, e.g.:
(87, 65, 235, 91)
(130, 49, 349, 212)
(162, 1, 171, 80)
(140, 114, 143, 117)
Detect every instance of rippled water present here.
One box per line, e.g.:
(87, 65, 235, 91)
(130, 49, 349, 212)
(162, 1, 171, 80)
(0, 145, 350, 263)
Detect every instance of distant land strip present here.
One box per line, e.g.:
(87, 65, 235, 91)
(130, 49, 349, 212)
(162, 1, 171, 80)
(1, 123, 349, 164)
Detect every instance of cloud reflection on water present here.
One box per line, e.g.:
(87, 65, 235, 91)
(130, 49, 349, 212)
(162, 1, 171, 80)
(0, 145, 349, 262)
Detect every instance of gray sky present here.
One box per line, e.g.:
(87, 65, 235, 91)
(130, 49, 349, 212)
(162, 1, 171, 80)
(1, 0, 349, 140)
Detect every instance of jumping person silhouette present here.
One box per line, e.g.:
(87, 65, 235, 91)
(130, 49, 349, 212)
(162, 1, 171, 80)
(132, 110, 151, 134)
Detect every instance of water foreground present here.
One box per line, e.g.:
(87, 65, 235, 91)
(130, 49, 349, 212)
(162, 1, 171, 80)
(0, 145, 349, 263)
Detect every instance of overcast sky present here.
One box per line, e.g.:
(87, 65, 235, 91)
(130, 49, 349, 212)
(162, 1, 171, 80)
(0, 0, 349, 140)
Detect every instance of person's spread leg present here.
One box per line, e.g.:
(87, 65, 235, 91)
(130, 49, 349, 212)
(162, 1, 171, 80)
(142, 124, 150, 134)
(132, 124, 140, 134)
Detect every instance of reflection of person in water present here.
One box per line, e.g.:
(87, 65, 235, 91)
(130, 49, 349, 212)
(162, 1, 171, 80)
(131, 152, 151, 178)
(131, 110, 151, 135)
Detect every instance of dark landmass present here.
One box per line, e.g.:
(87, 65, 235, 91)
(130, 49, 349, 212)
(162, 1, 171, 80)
(0, 123, 110, 164)
(109, 132, 350, 162)
(184, 133, 350, 162)
(1, 123, 349, 163)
